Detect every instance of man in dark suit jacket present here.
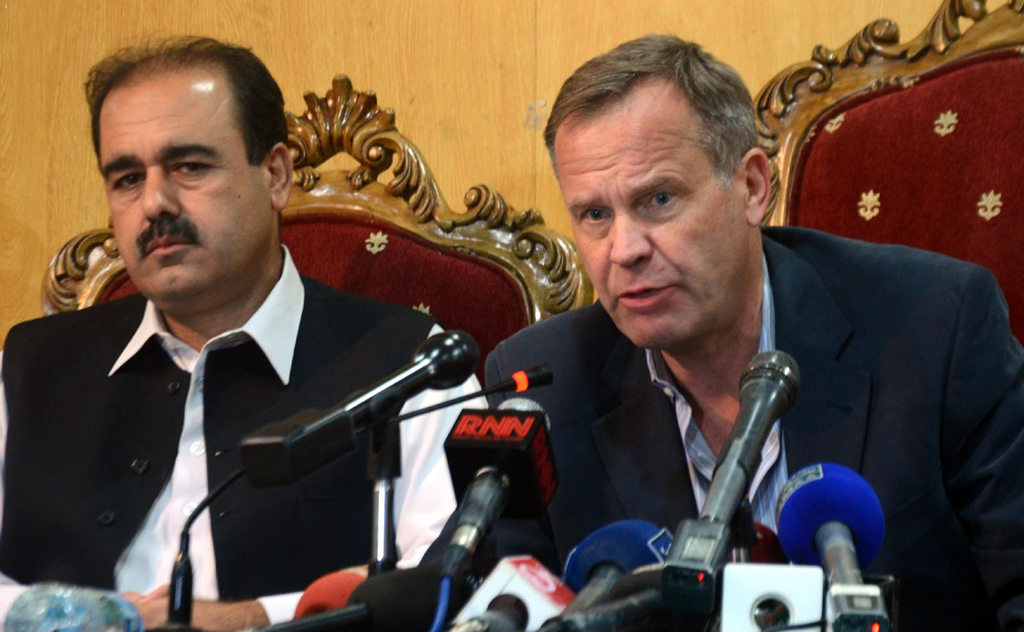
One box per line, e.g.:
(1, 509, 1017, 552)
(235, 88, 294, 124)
(470, 35, 1024, 631)
(486, 227, 1024, 631)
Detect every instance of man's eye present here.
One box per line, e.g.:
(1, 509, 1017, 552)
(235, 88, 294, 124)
(581, 208, 609, 222)
(112, 173, 142, 190)
(177, 162, 209, 174)
(652, 191, 672, 206)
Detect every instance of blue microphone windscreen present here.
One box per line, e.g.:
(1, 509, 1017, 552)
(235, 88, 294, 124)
(563, 520, 673, 592)
(776, 463, 884, 569)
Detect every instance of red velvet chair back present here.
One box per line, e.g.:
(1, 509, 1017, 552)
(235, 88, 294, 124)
(45, 76, 593, 379)
(756, 1, 1024, 339)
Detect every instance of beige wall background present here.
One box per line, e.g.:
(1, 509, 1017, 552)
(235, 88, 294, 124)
(0, 0, 944, 344)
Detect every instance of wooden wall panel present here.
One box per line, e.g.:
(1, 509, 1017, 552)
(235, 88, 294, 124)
(0, 0, 947, 343)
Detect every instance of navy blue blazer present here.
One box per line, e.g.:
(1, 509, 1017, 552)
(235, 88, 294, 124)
(478, 227, 1024, 632)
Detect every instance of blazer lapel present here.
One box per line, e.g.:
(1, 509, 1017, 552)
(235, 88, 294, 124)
(590, 335, 698, 529)
(764, 236, 873, 475)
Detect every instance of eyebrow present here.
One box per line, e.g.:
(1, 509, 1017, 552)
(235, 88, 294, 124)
(158, 143, 220, 164)
(100, 155, 143, 180)
(565, 175, 684, 213)
(100, 144, 221, 180)
(634, 175, 682, 199)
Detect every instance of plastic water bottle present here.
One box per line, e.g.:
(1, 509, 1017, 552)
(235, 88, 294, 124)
(4, 584, 143, 632)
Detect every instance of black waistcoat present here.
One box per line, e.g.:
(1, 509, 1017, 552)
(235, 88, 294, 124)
(0, 278, 436, 599)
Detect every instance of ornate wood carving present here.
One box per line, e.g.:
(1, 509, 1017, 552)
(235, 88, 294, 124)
(44, 75, 593, 323)
(44, 229, 124, 315)
(755, 0, 1024, 225)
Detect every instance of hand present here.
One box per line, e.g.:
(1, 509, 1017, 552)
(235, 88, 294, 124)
(123, 585, 270, 631)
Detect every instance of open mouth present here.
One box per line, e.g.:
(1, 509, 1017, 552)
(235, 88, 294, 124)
(618, 286, 670, 309)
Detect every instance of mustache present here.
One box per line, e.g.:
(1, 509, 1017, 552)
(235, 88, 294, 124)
(136, 215, 201, 258)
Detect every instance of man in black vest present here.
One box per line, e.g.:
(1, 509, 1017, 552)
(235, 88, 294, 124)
(0, 37, 475, 630)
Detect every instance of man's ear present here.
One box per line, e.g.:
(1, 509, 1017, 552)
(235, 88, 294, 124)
(263, 142, 293, 213)
(738, 148, 772, 227)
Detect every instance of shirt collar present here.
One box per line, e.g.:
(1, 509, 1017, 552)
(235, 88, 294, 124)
(109, 246, 305, 384)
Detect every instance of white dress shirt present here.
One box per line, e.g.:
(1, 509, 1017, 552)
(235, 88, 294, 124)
(646, 256, 789, 532)
(0, 248, 482, 624)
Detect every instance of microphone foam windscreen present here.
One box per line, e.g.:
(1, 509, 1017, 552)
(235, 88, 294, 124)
(563, 520, 673, 592)
(751, 522, 786, 563)
(348, 563, 472, 630)
(294, 568, 367, 618)
(776, 463, 885, 568)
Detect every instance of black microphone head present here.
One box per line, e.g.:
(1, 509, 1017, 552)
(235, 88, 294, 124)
(523, 364, 553, 387)
(741, 350, 800, 408)
(414, 330, 480, 388)
(485, 594, 529, 630)
(348, 564, 472, 630)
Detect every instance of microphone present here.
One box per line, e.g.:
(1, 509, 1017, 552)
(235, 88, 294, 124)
(441, 466, 511, 579)
(486, 365, 553, 395)
(347, 563, 474, 631)
(294, 568, 368, 618)
(450, 556, 575, 631)
(544, 568, 678, 632)
(391, 364, 553, 424)
(561, 520, 672, 614)
(536, 588, 667, 632)
(776, 463, 890, 632)
(448, 595, 528, 632)
(750, 522, 786, 563)
(662, 350, 800, 615)
(165, 469, 245, 628)
(441, 398, 559, 578)
(445, 398, 558, 519)
(240, 330, 479, 486)
(533, 521, 671, 632)
(261, 563, 473, 632)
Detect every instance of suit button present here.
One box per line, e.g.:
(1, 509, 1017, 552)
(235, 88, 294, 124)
(97, 510, 116, 526)
(130, 459, 150, 475)
(167, 380, 182, 395)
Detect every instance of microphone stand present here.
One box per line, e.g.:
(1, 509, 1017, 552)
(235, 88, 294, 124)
(166, 468, 246, 628)
(365, 388, 406, 577)
(360, 365, 552, 577)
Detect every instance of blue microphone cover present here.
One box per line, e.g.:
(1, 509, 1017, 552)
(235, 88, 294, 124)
(563, 520, 673, 592)
(776, 463, 885, 569)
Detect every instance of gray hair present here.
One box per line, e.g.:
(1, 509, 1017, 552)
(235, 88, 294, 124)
(544, 34, 757, 184)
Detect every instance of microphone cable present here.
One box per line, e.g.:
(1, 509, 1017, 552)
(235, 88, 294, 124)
(428, 575, 453, 632)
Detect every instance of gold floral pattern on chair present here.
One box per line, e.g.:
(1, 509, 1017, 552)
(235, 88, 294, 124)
(858, 190, 881, 221)
(755, 1, 1024, 227)
(933, 111, 958, 136)
(412, 303, 431, 315)
(825, 113, 846, 133)
(977, 191, 1003, 221)
(365, 231, 388, 254)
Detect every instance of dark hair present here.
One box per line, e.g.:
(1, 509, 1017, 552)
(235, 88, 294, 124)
(85, 36, 287, 165)
(544, 34, 757, 183)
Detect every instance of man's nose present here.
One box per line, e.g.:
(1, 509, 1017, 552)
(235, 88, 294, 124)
(140, 170, 179, 220)
(607, 214, 653, 267)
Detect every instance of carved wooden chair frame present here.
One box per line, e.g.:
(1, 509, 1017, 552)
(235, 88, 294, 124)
(755, 0, 1024, 226)
(45, 75, 593, 323)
